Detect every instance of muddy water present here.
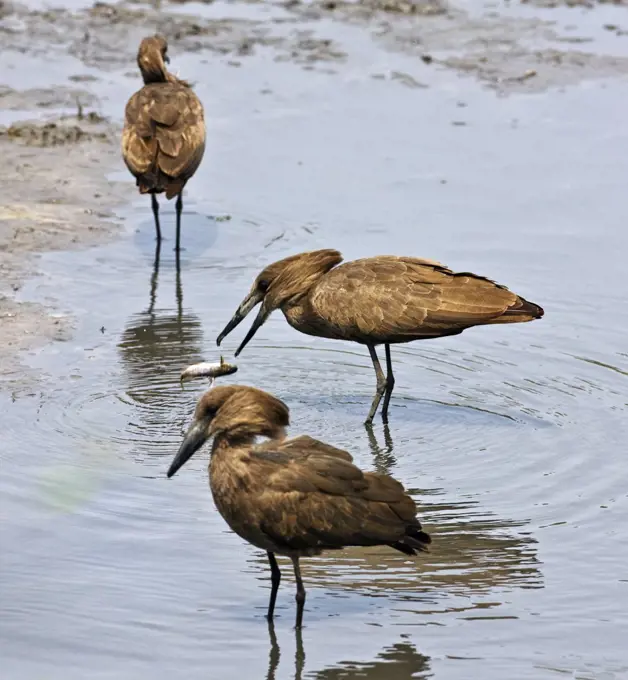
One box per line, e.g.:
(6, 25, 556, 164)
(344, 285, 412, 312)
(2, 1, 628, 678)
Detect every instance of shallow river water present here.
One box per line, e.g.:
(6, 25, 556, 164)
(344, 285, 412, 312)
(1, 1, 628, 678)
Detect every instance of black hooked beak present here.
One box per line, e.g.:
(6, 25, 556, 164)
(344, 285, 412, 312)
(234, 304, 271, 357)
(216, 290, 263, 347)
(167, 420, 208, 478)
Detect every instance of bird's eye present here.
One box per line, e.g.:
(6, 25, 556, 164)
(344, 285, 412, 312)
(258, 280, 269, 292)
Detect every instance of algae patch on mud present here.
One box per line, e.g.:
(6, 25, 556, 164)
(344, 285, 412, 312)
(0, 119, 110, 146)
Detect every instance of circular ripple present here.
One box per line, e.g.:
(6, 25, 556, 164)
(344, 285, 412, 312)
(116, 305, 206, 462)
(14, 306, 208, 474)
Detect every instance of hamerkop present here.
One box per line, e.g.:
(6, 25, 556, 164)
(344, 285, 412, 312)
(216, 250, 544, 423)
(122, 35, 205, 251)
(166, 385, 431, 628)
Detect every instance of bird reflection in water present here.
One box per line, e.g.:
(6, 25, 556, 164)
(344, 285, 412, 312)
(359, 428, 542, 604)
(416, 493, 541, 598)
(266, 623, 430, 680)
(365, 422, 396, 474)
(315, 641, 430, 680)
(117, 243, 204, 458)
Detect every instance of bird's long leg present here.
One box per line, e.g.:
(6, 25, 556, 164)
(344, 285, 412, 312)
(366, 344, 387, 425)
(291, 556, 306, 629)
(381, 343, 396, 423)
(267, 552, 281, 621)
(151, 193, 162, 242)
(175, 192, 183, 252)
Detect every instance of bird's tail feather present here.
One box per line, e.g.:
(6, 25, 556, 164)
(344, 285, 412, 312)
(390, 525, 431, 556)
(137, 170, 183, 199)
(490, 295, 544, 324)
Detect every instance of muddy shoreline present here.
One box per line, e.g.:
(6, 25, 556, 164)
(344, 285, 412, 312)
(0, 85, 131, 390)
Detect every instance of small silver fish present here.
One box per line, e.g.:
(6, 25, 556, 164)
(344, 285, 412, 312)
(180, 357, 238, 388)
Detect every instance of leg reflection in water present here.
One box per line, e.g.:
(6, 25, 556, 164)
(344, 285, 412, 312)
(266, 620, 305, 680)
(365, 421, 396, 475)
(117, 239, 204, 459)
(265, 621, 430, 680)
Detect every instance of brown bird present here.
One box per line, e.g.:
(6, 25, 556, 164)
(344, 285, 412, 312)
(216, 250, 544, 423)
(166, 384, 431, 628)
(122, 35, 205, 251)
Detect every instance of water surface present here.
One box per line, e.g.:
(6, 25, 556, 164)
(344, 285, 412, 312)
(1, 1, 627, 678)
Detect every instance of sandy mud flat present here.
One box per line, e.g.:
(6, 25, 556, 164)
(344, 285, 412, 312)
(0, 94, 128, 388)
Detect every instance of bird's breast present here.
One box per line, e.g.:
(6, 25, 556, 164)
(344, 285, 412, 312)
(208, 453, 280, 552)
(209, 452, 251, 510)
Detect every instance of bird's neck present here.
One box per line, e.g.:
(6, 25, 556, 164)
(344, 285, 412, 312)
(141, 67, 168, 84)
(141, 58, 185, 85)
(278, 268, 331, 322)
(282, 301, 307, 329)
(212, 433, 255, 452)
(212, 426, 287, 451)
(280, 286, 314, 322)
(281, 293, 336, 339)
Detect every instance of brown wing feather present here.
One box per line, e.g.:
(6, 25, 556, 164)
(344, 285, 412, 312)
(277, 435, 354, 462)
(250, 437, 429, 554)
(121, 81, 205, 198)
(121, 90, 154, 177)
(309, 256, 543, 343)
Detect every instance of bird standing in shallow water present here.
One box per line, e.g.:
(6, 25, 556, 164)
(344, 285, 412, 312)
(216, 250, 544, 424)
(122, 35, 205, 252)
(166, 384, 431, 628)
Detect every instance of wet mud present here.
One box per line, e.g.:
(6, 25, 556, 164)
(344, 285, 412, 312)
(0, 85, 130, 388)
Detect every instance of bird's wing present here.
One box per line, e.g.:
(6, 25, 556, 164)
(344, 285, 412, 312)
(122, 90, 155, 177)
(122, 83, 205, 182)
(249, 437, 423, 551)
(152, 86, 205, 181)
(309, 256, 528, 341)
(276, 435, 354, 462)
